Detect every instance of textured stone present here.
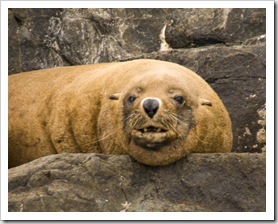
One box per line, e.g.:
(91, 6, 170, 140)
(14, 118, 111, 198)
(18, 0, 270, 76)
(8, 153, 265, 212)
(8, 8, 266, 73)
(165, 8, 266, 48)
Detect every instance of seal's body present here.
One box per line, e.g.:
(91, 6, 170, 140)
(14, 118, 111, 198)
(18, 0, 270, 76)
(8, 59, 232, 168)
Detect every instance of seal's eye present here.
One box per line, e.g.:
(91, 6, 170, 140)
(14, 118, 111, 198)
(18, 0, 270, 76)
(128, 95, 136, 103)
(174, 96, 184, 104)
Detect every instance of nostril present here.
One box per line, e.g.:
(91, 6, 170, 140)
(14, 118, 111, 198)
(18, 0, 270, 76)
(144, 108, 157, 118)
(142, 99, 160, 118)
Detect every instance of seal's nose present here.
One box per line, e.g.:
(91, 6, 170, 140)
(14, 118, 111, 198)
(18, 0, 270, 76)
(142, 98, 160, 118)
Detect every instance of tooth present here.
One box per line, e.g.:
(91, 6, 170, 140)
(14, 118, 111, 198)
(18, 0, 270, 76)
(157, 128, 161, 132)
(144, 128, 147, 132)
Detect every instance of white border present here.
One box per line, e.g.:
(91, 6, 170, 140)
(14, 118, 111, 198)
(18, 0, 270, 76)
(265, 2, 275, 219)
(1, 1, 275, 221)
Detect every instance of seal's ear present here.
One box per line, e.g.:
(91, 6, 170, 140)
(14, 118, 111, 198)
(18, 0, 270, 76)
(109, 93, 121, 100)
(200, 98, 212, 107)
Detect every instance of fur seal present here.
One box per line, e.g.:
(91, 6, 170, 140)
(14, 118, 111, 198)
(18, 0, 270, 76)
(8, 59, 232, 168)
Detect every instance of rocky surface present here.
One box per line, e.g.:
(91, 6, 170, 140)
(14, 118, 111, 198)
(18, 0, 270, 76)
(9, 153, 265, 212)
(8, 8, 266, 153)
(8, 8, 266, 73)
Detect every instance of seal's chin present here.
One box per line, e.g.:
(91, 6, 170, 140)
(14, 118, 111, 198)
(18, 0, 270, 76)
(131, 125, 177, 150)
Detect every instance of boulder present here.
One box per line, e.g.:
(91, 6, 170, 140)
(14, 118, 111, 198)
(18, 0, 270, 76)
(8, 8, 266, 72)
(8, 153, 265, 212)
(165, 8, 266, 48)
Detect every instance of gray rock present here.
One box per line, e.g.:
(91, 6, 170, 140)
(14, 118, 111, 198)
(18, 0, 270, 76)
(8, 8, 266, 73)
(8, 8, 165, 73)
(165, 8, 266, 48)
(8, 153, 265, 212)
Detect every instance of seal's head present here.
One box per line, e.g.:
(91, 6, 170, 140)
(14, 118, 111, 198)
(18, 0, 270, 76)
(109, 64, 231, 166)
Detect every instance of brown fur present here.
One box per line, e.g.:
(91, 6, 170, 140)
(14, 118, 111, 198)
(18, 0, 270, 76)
(8, 59, 232, 168)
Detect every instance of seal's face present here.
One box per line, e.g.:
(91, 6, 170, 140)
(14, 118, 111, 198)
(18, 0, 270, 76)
(118, 73, 197, 166)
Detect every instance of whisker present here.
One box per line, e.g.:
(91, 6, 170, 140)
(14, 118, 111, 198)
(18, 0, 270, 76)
(165, 112, 210, 144)
(189, 129, 210, 144)
(131, 116, 141, 129)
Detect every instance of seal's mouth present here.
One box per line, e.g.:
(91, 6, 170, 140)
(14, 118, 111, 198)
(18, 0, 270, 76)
(131, 125, 177, 150)
(137, 126, 167, 133)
